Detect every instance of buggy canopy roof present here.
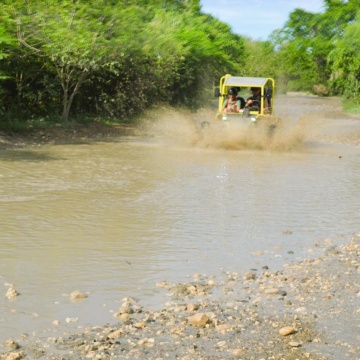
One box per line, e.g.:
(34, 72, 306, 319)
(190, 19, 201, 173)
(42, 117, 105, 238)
(224, 76, 270, 88)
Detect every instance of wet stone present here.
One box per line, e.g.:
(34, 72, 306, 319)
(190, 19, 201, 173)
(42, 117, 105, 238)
(5, 287, 19, 299)
(289, 341, 301, 347)
(279, 326, 296, 336)
(108, 329, 123, 339)
(4, 340, 20, 350)
(69, 291, 88, 301)
(186, 303, 198, 312)
(188, 313, 210, 327)
(5, 352, 25, 360)
(264, 288, 279, 295)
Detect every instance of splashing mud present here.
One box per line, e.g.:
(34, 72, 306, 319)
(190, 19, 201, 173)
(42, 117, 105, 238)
(141, 107, 201, 147)
(140, 106, 308, 151)
(198, 118, 307, 151)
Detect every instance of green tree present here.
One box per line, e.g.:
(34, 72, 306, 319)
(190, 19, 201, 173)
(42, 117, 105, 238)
(0, 14, 17, 114)
(271, 0, 360, 93)
(0, 0, 246, 122)
(328, 12, 360, 100)
(271, 9, 327, 92)
(140, 8, 245, 108)
(242, 38, 277, 78)
(3, 0, 148, 121)
(0, 25, 13, 79)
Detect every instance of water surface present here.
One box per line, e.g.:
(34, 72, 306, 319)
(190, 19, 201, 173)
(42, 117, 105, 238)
(1, 95, 359, 342)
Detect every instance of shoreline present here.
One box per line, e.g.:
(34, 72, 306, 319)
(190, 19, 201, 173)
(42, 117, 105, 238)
(2, 234, 359, 360)
(0, 123, 139, 150)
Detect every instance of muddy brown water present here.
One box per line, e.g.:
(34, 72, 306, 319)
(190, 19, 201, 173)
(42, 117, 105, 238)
(0, 95, 360, 343)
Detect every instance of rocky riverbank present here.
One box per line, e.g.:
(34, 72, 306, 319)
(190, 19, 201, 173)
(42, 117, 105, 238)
(1, 234, 359, 360)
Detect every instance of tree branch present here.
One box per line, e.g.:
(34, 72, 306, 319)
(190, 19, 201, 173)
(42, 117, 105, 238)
(16, 18, 41, 53)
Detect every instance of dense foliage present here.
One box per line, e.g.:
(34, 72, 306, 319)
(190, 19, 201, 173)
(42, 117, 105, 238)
(1, 0, 359, 126)
(268, 0, 360, 101)
(0, 0, 244, 123)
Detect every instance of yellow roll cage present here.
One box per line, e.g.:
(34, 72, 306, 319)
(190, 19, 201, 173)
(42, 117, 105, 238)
(217, 74, 275, 118)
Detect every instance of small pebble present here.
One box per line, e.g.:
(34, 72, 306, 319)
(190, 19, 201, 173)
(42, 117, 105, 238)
(5, 287, 19, 299)
(4, 339, 19, 350)
(279, 326, 296, 336)
(264, 288, 279, 295)
(69, 291, 88, 301)
(65, 317, 79, 323)
(188, 313, 209, 327)
(289, 341, 301, 347)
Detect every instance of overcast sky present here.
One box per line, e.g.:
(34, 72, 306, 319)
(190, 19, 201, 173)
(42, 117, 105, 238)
(200, 0, 325, 40)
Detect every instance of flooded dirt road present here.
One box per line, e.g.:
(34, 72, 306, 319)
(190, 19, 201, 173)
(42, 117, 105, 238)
(0, 95, 359, 343)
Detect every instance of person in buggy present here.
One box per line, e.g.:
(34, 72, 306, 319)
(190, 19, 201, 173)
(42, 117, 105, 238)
(244, 87, 269, 113)
(222, 87, 245, 113)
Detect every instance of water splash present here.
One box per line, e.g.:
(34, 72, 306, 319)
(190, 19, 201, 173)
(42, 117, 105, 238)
(141, 106, 308, 151)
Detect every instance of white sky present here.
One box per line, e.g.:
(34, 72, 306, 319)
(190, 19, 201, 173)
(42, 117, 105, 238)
(200, 0, 325, 40)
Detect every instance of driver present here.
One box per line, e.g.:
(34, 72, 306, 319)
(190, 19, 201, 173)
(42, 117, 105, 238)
(245, 87, 269, 111)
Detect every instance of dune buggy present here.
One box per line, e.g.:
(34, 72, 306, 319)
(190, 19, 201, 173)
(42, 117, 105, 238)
(212, 74, 278, 129)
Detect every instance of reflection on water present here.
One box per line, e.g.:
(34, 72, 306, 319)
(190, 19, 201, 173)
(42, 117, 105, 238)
(0, 96, 360, 342)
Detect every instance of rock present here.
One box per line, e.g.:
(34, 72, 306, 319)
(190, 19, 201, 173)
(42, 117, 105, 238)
(216, 324, 232, 334)
(119, 306, 134, 314)
(69, 291, 88, 301)
(186, 303, 198, 312)
(122, 297, 135, 304)
(108, 329, 123, 339)
(279, 326, 296, 336)
(133, 322, 145, 329)
(245, 272, 256, 280)
(264, 288, 279, 295)
(289, 341, 301, 347)
(85, 351, 96, 358)
(232, 348, 245, 356)
(65, 317, 79, 323)
(5, 287, 19, 299)
(188, 313, 209, 327)
(5, 351, 24, 360)
(138, 338, 155, 347)
(119, 313, 131, 322)
(170, 327, 185, 335)
(4, 339, 19, 350)
(186, 285, 197, 295)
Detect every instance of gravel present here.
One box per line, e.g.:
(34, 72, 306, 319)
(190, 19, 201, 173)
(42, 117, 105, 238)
(1, 233, 359, 360)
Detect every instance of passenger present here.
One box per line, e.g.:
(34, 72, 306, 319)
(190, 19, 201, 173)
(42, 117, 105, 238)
(223, 87, 245, 113)
(244, 87, 269, 112)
